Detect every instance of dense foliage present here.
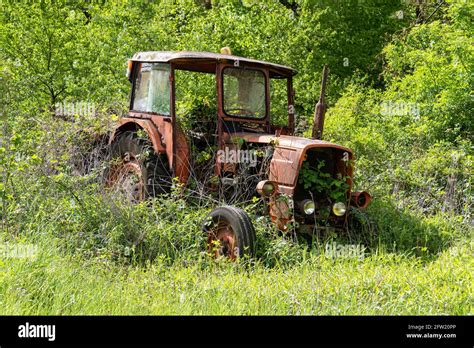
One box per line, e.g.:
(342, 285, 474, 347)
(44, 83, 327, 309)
(0, 0, 472, 314)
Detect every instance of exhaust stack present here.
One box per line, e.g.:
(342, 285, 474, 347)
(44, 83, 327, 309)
(312, 65, 329, 140)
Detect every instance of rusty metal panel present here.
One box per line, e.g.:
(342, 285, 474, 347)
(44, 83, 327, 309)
(131, 51, 296, 78)
(269, 147, 300, 186)
(111, 116, 190, 185)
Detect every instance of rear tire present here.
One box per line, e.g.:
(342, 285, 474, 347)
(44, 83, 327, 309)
(106, 131, 171, 200)
(203, 206, 256, 260)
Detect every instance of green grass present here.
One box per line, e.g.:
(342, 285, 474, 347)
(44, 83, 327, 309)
(0, 235, 471, 315)
(0, 175, 472, 315)
(1, 0, 472, 317)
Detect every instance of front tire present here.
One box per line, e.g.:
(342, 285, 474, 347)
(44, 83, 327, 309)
(203, 206, 256, 260)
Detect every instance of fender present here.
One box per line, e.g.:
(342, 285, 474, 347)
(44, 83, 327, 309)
(109, 117, 166, 153)
(110, 117, 190, 185)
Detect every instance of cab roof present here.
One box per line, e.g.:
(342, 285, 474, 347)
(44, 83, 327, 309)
(131, 51, 297, 78)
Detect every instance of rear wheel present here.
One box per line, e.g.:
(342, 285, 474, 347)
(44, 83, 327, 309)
(203, 206, 256, 260)
(106, 131, 171, 201)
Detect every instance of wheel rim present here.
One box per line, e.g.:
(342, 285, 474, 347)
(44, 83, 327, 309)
(107, 152, 145, 201)
(207, 221, 239, 260)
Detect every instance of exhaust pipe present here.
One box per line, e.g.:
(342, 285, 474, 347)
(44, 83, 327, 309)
(312, 65, 329, 140)
(350, 191, 372, 209)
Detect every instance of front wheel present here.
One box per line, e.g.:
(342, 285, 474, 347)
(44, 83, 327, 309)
(203, 206, 256, 260)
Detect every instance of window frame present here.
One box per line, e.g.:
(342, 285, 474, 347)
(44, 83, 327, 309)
(220, 66, 269, 121)
(130, 62, 172, 117)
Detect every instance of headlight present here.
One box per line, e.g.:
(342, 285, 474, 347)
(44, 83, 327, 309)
(302, 199, 315, 215)
(262, 182, 275, 195)
(332, 202, 346, 216)
(256, 180, 278, 197)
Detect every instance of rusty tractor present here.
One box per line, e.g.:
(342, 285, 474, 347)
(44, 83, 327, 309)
(106, 49, 372, 259)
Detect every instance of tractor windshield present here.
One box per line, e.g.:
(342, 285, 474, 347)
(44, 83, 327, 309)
(223, 68, 266, 119)
(132, 63, 171, 115)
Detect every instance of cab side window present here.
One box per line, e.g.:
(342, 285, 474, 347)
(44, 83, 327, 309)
(133, 63, 171, 115)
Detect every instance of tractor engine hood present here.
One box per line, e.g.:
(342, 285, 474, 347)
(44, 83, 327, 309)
(227, 132, 353, 195)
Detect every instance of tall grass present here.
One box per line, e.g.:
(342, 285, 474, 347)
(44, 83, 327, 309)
(0, 113, 472, 316)
(0, 169, 472, 315)
(0, 235, 471, 315)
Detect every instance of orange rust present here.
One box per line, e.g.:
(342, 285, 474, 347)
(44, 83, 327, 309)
(110, 116, 190, 185)
(269, 195, 292, 231)
(107, 158, 145, 202)
(350, 191, 372, 209)
(207, 222, 238, 260)
(225, 132, 353, 192)
(114, 51, 371, 234)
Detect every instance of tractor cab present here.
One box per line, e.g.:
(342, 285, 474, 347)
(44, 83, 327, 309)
(128, 51, 295, 130)
(116, 50, 298, 188)
(108, 50, 371, 259)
